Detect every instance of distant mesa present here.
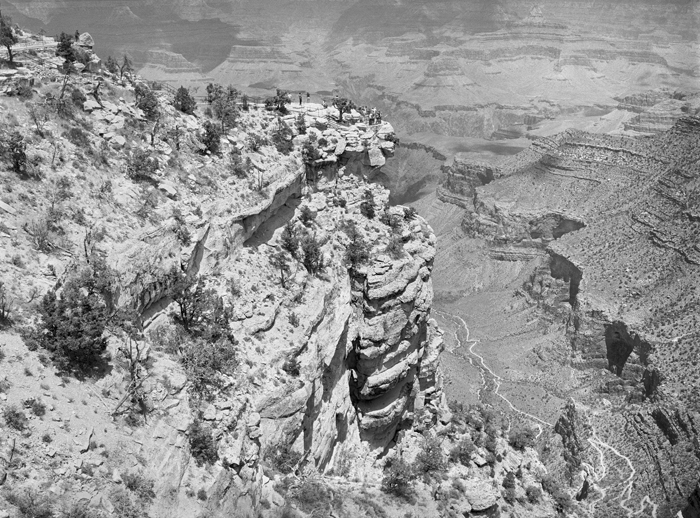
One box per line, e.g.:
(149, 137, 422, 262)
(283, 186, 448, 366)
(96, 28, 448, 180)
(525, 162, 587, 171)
(107, 6, 141, 24)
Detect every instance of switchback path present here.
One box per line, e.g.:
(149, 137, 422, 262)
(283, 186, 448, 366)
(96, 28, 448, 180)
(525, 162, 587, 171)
(437, 310, 658, 517)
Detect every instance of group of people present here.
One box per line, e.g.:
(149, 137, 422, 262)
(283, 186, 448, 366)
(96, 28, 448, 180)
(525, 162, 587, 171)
(297, 91, 310, 105)
(361, 106, 382, 125)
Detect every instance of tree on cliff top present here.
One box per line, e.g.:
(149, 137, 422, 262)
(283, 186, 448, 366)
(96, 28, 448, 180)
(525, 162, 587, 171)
(0, 11, 18, 66)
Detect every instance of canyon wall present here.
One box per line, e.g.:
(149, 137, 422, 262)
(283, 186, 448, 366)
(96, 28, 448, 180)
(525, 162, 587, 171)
(438, 117, 700, 515)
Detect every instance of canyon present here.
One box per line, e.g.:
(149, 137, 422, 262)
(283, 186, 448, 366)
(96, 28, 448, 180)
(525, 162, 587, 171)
(0, 2, 699, 517)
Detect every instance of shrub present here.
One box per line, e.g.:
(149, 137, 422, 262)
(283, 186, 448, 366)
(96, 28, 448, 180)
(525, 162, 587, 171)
(288, 312, 300, 327)
(122, 471, 155, 501)
(60, 502, 102, 518)
(509, 426, 536, 451)
(3, 404, 28, 430)
(188, 419, 218, 466)
(502, 471, 516, 490)
(282, 356, 300, 377)
(503, 487, 517, 504)
(415, 435, 446, 475)
(5, 488, 54, 518)
(342, 221, 370, 270)
(526, 485, 542, 504)
(126, 148, 158, 181)
(173, 86, 196, 115)
(71, 88, 86, 107)
(196, 489, 207, 501)
(292, 478, 329, 513)
(65, 127, 90, 148)
(300, 234, 323, 274)
(298, 205, 315, 227)
(110, 490, 143, 518)
(42, 433, 53, 443)
(167, 271, 232, 340)
(8, 131, 27, 174)
(0, 280, 12, 326)
(403, 207, 417, 220)
(449, 436, 475, 465)
(247, 133, 268, 152)
(385, 236, 404, 259)
(265, 442, 302, 475)
(24, 397, 46, 416)
(381, 458, 414, 499)
(541, 474, 573, 512)
(360, 200, 375, 219)
(179, 338, 237, 397)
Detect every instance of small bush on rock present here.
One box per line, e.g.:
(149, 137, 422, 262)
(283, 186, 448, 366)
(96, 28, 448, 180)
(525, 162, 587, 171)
(300, 234, 324, 275)
(3, 404, 28, 430)
(415, 435, 446, 475)
(508, 425, 536, 451)
(280, 222, 300, 259)
(122, 471, 155, 501)
(526, 485, 543, 504)
(381, 458, 415, 500)
(292, 478, 330, 514)
(126, 148, 158, 181)
(188, 419, 218, 466)
(5, 488, 54, 518)
(265, 442, 302, 474)
(449, 435, 475, 465)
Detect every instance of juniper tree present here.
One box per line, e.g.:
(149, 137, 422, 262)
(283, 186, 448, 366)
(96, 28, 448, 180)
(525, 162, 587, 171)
(301, 234, 323, 274)
(173, 86, 196, 115)
(201, 120, 221, 154)
(280, 222, 299, 259)
(270, 251, 291, 288)
(55, 32, 75, 65)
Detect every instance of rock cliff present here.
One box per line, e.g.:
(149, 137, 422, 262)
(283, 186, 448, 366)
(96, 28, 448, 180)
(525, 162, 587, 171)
(0, 38, 455, 517)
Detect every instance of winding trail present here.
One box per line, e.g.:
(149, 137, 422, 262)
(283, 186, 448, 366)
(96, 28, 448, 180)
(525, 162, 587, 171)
(435, 309, 553, 435)
(436, 309, 658, 517)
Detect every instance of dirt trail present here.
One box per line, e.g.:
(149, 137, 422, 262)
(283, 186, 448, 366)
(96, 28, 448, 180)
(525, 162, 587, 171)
(435, 310, 553, 434)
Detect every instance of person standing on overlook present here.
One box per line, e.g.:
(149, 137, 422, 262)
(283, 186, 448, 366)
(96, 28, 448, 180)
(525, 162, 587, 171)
(306, 92, 310, 104)
(298, 93, 302, 106)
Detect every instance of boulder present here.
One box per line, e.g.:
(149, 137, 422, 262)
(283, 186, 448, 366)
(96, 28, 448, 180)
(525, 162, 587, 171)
(77, 32, 95, 48)
(368, 146, 386, 167)
(83, 99, 102, 112)
(463, 479, 498, 511)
